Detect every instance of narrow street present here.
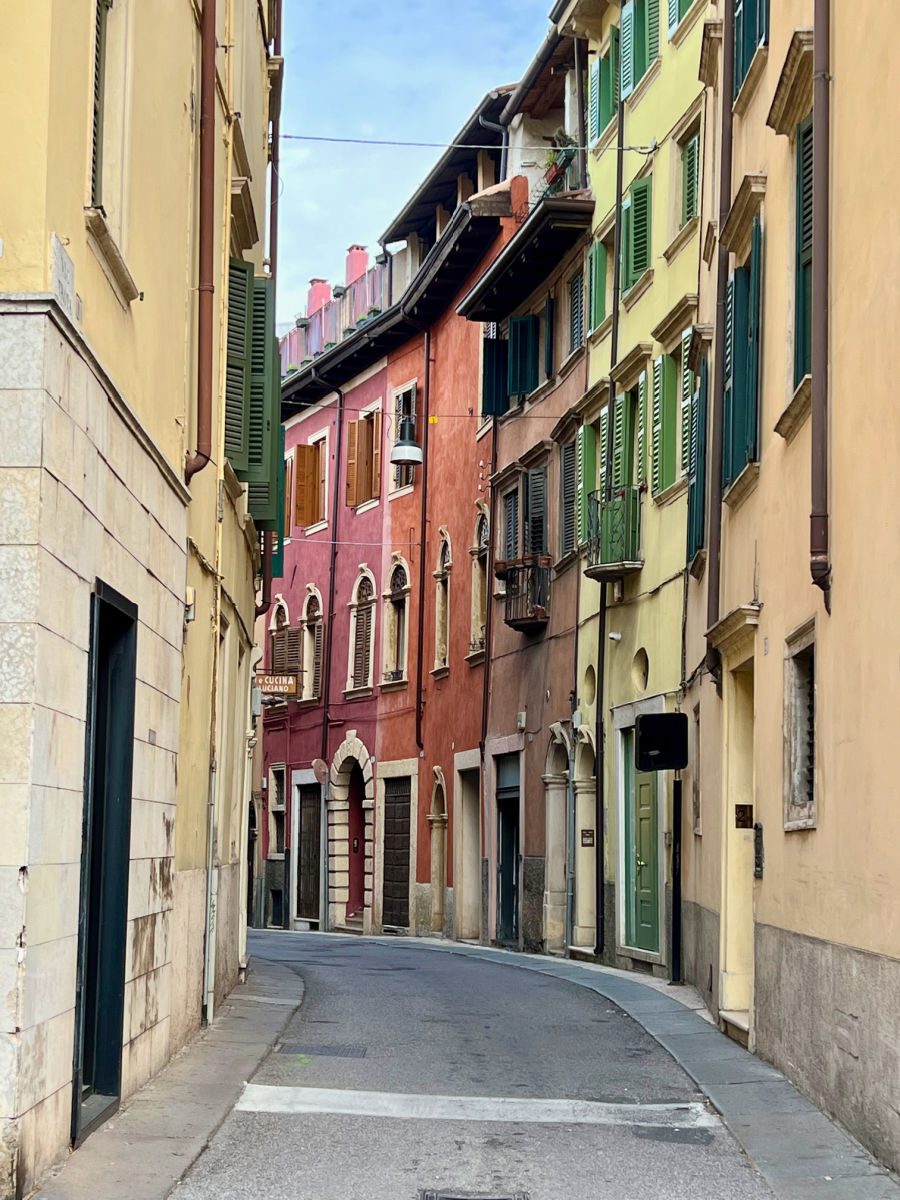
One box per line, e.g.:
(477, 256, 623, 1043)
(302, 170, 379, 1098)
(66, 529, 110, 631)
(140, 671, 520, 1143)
(176, 931, 772, 1200)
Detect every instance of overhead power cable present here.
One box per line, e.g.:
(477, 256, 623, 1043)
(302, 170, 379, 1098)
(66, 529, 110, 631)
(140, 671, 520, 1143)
(280, 133, 656, 156)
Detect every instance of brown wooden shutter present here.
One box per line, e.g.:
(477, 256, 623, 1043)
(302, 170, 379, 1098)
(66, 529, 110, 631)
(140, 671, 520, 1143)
(294, 444, 316, 527)
(271, 629, 287, 673)
(284, 627, 302, 673)
(345, 421, 359, 507)
(316, 440, 326, 523)
(312, 620, 323, 698)
(284, 450, 295, 535)
(353, 604, 372, 688)
(371, 410, 382, 499)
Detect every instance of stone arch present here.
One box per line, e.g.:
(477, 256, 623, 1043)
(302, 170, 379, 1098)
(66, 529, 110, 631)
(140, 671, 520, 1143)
(572, 727, 597, 949)
(428, 767, 448, 934)
(269, 593, 289, 630)
(327, 730, 375, 930)
(543, 723, 570, 954)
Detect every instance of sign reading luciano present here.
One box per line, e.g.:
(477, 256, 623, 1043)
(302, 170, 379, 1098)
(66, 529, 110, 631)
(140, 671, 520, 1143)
(257, 673, 298, 697)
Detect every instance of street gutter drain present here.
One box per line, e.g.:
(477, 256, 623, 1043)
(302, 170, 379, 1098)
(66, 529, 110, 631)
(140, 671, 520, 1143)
(419, 1194, 530, 1199)
(277, 1043, 367, 1058)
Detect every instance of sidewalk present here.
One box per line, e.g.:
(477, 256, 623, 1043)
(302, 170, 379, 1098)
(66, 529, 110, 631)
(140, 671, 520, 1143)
(32, 959, 303, 1200)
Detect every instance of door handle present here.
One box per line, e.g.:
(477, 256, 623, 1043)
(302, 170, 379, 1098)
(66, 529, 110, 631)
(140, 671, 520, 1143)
(636, 856, 647, 869)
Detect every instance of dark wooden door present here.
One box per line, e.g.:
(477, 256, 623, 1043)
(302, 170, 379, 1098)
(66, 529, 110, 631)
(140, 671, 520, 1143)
(347, 766, 366, 917)
(296, 785, 320, 922)
(382, 777, 411, 928)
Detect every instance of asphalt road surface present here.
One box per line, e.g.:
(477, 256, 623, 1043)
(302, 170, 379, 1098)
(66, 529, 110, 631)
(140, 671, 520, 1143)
(175, 930, 774, 1200)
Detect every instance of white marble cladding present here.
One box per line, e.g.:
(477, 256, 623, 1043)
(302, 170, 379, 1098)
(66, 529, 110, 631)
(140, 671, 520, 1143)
(0, 310, 189, 1159)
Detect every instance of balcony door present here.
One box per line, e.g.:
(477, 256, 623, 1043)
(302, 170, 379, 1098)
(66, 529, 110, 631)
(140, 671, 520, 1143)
(623, 728, 660, 954)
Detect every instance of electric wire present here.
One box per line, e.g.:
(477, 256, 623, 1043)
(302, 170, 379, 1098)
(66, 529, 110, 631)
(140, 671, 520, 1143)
(280, 133, 656, 156)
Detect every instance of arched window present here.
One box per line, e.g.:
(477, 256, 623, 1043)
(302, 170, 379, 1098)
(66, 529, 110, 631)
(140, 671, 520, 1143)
(269, 599, 301, 675)
(301, 591, 324, 701)
(348, 573, 376, 692)
(470, 512, 489, 655)
(382, 562, 410, 684)
(434, 534, 451, 671)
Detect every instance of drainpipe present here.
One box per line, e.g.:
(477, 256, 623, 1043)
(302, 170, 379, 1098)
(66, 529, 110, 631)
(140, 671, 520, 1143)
(478, 113, 509, 184)
(406, 323, 432, 751)
(480, 416, 500, 758)
(255, 530, 273, 618)
(573, 38, 588, 190)
(705, 0, 735, 671)
(186, 0, 217, 482)
(810, 0, 832, 608)
(593, 91, 627, 959)
(311, 367, 345, 765)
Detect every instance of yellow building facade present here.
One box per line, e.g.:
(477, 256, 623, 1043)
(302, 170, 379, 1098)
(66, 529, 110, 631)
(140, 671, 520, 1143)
(0, 1, 281, 1192)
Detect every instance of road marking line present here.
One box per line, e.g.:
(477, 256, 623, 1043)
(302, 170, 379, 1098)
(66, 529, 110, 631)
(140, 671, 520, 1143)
(236, 1085, 720, 1128)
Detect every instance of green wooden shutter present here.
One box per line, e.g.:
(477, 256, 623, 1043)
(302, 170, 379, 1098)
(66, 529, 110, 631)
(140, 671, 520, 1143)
(636, 369, 647, 485)
(598, 52, 611, 133)
(576, 423, 597, 544)
(680, 327, 693, 477)
(271, 424, 286, 577)
(687, 357, 709, 560)
(482, 337, 510, 416)
(630, 177, 652, 281)
(589, 56, 601, 142)
(598, 406, 610, 496)
(620, 195, 633, 291)
(646, 0, 660, 65)
(544, 295, 555, 377)
(243, 278, 280, 528)
(682, 133, 699, 227)
(611, 392, 626, 487)
(591, 241, 607, 329)
(651, 356, 663, 494)
(569, 273, 584, 352)
(611, 25, 620, 109)
(723, 270, 750, 488)
(560, 440, 577, 555)
(91, 0, 113, 207)
(795, 117, 813, 386)
(508, 315, 539, 396)
(733, 0, 745, 97)
(722, 276, 736, 488)
(668, 0, 679, 35)
(525, 468, 547, 555)
(586, 245, 595, 334)
(620, 1, 636, 98)
(503, 490, 519, 561)
(746, 215, 763, 463)
(225, 258, 253, 472)
(661, 354, 678, 490)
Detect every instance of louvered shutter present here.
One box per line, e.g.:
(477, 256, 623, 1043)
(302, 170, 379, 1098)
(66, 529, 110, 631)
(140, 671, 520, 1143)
(746, 215, 763, 464)
(687, 357, 709, 561)
(620, 195, 632, 290)
(630, 177, 652, 281)
(795, 118, 813, 386)
(589, 56, 601, 142)
(312, 620, 324, 698)
(560, 441, 577, 555)
(508, 315, 539, 396)
(285, 626, 302, 673)
(283, 448, 294, 536)
(576, 423, 596, 544)
(682, 134, 699, 227)
(245, 287, 280, 529)
(651, 356, 663, 494)
(647, 0, 660, 63)
(722, 277, 736, 487)
(611, 25, 620, 109)
(668, 0, 679, 35)
(271, 629, 287, 673)
(345, 421, 359, 506)
(620, 1, 636, 99)
(91, 0, 113, 206)
(611, 393, 626, 487)
(295, 444, 316, 527)
(591, 242, 607, 329)
(569, 274, 584, 353)
(544, 295, 555, 377)
(352, 603, 372, 689)
(637, 370, 648, 485)
(661, 354, 678, 490)
(503, 490, 519, 561)
(371, 410, 382, 499)
(525, 468, 547, 555)
(225, 258, 252, 472)
(733, 0, 745, 97)
(482, 337, 510, 416)
(680, 328, 694, 476)
(272, 428, 287, 578)
(598, 406, 610, 497)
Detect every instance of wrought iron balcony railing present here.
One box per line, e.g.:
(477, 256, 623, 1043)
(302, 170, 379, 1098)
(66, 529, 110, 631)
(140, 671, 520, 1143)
(503, 556, 551, 633)
(585, 486, 643, 582)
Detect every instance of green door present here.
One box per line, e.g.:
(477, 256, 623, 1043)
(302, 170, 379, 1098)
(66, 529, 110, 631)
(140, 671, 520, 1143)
(624, 729, 659, 953)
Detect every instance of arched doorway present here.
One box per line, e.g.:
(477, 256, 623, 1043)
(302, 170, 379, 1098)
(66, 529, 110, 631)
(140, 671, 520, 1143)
(573, 736, 597, 948)
(328, 730, 375, 931)
(347, 765, 366, 918)
(543, 728, 569, 954)
(428, 772, 448, 934)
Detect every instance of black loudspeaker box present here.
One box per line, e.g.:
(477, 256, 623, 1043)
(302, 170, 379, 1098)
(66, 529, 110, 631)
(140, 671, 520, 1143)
(634, 712, 689, 772)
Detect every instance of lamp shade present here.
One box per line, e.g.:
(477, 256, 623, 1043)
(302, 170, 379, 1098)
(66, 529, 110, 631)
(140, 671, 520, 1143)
(390, 416, 423, 466)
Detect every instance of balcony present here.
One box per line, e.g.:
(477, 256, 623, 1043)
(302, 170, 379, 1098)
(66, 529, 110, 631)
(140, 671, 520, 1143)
(503, 557, 551, 633)
(585, 487, 643, 582)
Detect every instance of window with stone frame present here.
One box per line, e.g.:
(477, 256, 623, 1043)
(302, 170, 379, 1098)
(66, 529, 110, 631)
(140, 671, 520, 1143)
(469, 512, 489, 654)
(269, 602, 301, 676)
(269, 765, 286, 856)
(390, 384, 418, 491)
(383, 562, 410, 683)
(348, 574, 376, 692)
(434, 535, 451, 671)
(784, 621, 816, 829)
(301, 591, 324, 700)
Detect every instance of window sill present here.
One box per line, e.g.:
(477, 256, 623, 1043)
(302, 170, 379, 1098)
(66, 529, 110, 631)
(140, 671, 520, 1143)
(388, 483, 416, 502)
(733, 44, 768, 119)
(558, 344, 585, 382)
(353, 498, 380, 516)
(589, 314, 613, 346)
(553, 549, 578, 576)
(663, 216, 700, 266)
(465, 648, 485, 666)
(784, 813, 817, 832)
(723, 460, 760, 510)
(689, 547, 707, 581)
(621, 268, 654, 311)
(303, 519, 328, 536)
(670, 0, 708, 48)
(343, 685, 373, 700)
(267, 852, 285, 862)
(476, 418, 493, 442)
(653, 475, 688, 507)
(84, 207, 140, 306)
(430, 665, 449, 680)
(626, 57, 661, 113)
(591, 117, 617, 159)
(774, 374, 811, 443)
(295, 696, 322, 708)
(380, 677, 409, 692)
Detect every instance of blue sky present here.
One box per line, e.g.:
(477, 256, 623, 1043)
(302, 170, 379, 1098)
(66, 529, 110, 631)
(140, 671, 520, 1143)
(276, 0, 552, 328)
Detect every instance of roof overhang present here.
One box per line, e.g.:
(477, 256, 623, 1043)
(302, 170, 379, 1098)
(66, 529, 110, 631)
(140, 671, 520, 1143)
(456, 195, 593, 322)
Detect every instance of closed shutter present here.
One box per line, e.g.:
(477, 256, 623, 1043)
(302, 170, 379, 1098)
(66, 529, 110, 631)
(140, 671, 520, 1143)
(611, 24, 620, 108)
(525, 468, 547, 556)
(636, 370, 648, 485)
(508, 315, 539, 396)
(544, 295, 555, 377)
(91, 0, 112, 207)
(271, 629, 287, 673)
(312, 619, 324, 698)
(284, 626, 302, 673)
(591, 241, 606, 330)
(661, 354, 678, 491)
(560, 440, 577, 555)
(630, 177, 652, 282)
(598, 406, 610, 496)
(746, 215, 763, 463)
(733, 0, 745, 97)
(482, 337, 510, 416)
(569, 274, 584, 353)
(620, 195, 632, 290)
(589, 56, 601, 142)
(503, 490, 519, 561)
(283, 449, 294, 536)
(647, 0, 660, 63)
(722, 276, 736, 488)
(225, 258, 253, 472)
(611, 392, 626, 487)
(651, 356, 663, 494)
(680, 327, 693, 477)
(345, 421, 359, 506)
(295, 444, 318, 527)
(352, 605, 372, 688)
(371, 410, 382, 499)
(576, 423, 596, 544)
(620, 0, 636, 99)
(682, 133, 700, 227)
(668, 0, 679, 36)
(687, 357, 709, 560)
(245, 286, 280, 529)
(795, 117, 813, 386)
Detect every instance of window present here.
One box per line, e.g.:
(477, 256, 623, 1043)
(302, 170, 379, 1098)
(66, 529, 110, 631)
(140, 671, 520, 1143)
(650, 353, 677, 495)
(686, 357, 709, 561)
(667, 0, 695, 37)
(733, 0, 769, 99)
(502, 489, 519, 562)
(794, 116, 813, 387)
(587, 241, 608, 332)
(269, 766, 286, 856)
(508, 315, 540, 398)
(723, 216, 763, 489)
(270, 603, 302, 675)
(391, 385, 418, 490)
(784, 624, 815, 828)
(90, 0, 113, 207)
(568, 273, 584, 354)
(620, 0, 660, 101)
(482, 327, 510, 417)
(680, 130, 700, 228)
(470, 513, 489, 654)
(383, 563, 409, 683)
(301, 592, 324, 700)
(576, 422, 597, 544)
(622, 176, 652, 292)
(434, 536, 451, 670)
(588, 26, 619, 141)
(559, 440, 577, 556)
(348, 574, 376, 691)
(294, 435, 327, 528)
(524, 467, 548, 556)
(346, 408, 382, 507)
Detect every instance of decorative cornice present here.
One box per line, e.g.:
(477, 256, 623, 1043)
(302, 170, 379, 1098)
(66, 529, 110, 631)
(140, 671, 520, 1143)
(775, 374, 812, 442)
(651, 293, 698, 354)
(733, 44, 768, 118)
(550, 408, 582, 444)
(610, 341, 653, 390)
(720, 174, 767, 261)
(688, 324, 713, 374)
(84, 208, 140, 305)
(706, 603, 762, 656)
(767, 30, 814, 136)
(621, 267, 654, 312)
(699, 19, 723, 88)
(520, 438, 554, 468)
(703, 219, 717, 267)
(231, 176, 259, 253)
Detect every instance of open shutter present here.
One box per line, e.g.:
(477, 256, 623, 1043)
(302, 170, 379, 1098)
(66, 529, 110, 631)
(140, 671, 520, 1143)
(611, 25, 620, 109)
(345, 421, 359, 506)
(503, 490, 519, 561)
(620, 1, 636, 99)
(680, 328, 693, 476)
(508, 315, 539, 396)
(482, 337, 510, 416)
(272, 428, 287, 578)
(91, 0, 112, 206)
(569, 274, 584, 352)
(225, 258, 252, 472)
(682, 134, 699, 227)
(722, 276, 736, 488)
(544, 295, 555, 377)
(371, 410, 382, 499)
(630, 177, 652, 281)
(668, 0, 679, 35)
(661, 354, 678, 490)
(560, 440, 577, 555)
(733, 0, 745, 97)
(294, 444, 315, 527)
(612, 392, 629, 487)
(283, 446, 294, 537)
(651, 357, 663, 494)
(746, 215, 763, 463)
(525, 468, 547, 556)
(591, 241, 606, 329)
(620, 195, 632, 291)
(312, 620, 324, 698)
(589, 56, 601, 142)
(647, 0, 660, 63)
(245, 283, 280, 529)
(687, 358, 709, 560)
(576, 423, 596, 544)
(285, 626, 302, 674)
(636, 370, 648, 485)
(795, 117, 813, 386)
(598, 406, 610, 497)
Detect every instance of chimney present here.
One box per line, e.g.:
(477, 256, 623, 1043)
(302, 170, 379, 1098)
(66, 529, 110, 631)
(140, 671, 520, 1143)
(345, 244, 368, 286)
(307, 278, 331, 316)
